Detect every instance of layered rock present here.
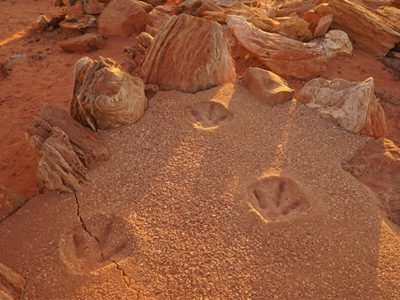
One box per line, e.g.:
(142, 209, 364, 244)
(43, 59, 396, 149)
(29, 127, 88, 193)
(27, 105, 110, 168)
(0, 186, 28, 222)
(60, 33, 105, 53)
(226, 15, 352, 78)
(298, 77, 386, 138)
(141, 14, 236, 93)
(71, 57, 147, 130)
(242, 67, 294, 106)
(0, 263, 26, 300)
(342, 139, 400, 225)
(124, 32, 154, 73)
(59, 15, 96, 30)
(98, 0, 152, 37)
(27, 105, 110, 193)
(314, 0, 400, 56)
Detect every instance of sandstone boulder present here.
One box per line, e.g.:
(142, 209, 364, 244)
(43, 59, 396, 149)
(60, 33, 105, 53)
(274, 15, 313, 42)
(342, 139, 400, 225)
(313, 14, 333, 37)
(27, 105, 110, 168)
(28, 127, 88, 193)
(98, 0, 152, 37)
(299, 77, 386, 138)
(0, 263, 26, 300)
(242, 67, 294, 106)
(83, 0, 107, 14)
(226, 15, 352, 78)
(59, 15, 96, 30)
(71, 57, 147, 130)
(146, 7, 172, 35)
(141, 14, 236, 93)
(314, 0, 400, 56)
(0, 186, 28, 222)
(124, 32, 154, 74)
(32, 15, 50, 33)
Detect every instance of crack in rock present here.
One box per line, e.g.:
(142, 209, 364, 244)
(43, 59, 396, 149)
(73, 193, 139, 298)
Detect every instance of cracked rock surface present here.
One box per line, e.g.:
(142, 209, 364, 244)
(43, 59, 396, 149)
(1, 84, 399, 299)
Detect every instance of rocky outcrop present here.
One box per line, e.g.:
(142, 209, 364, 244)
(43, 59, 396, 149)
(27, 105, 110, 193)
(242, 67, 294, 106)
(98, 0, 152, 37)
(299, 77, 386, 138)
(29, 127, 88, 193)
(71, 57, 147, 130)
(314, 0, 400, 56)
(141, 14, 236, 93)
(27, 105, 110, 168)
(59, 15, 96, 30)
(273, 15, 313, 42)
(60, 33, 105, 53)
(226, 15, 352, 78)
(0, 186, 28, 223)
(0, 263, 26, 300)
(124, 32, 154, 73)
(342, 139, 400, 225)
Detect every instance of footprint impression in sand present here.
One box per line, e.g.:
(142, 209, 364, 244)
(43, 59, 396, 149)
(248, 176, 311, 222)
(59, 215, 131, 273)
(185, 101, 233, 129)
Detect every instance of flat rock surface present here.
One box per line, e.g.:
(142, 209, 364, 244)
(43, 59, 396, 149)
(1, 84, 399, 299)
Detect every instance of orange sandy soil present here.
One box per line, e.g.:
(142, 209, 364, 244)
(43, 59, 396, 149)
(0, 0, 400, 299)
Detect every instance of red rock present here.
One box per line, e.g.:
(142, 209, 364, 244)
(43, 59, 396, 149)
(141, 14, 236, 93)
(342, 139, 400, 225)
(98, 0, 152, 37)
(0, 263, 26, 300)
(315, 0, 400, 56)
(313, 14, 332, 37)
(227, 15, 352, 78)
(27, 105, 110, 168)
(60, 33, 105, 53)
(242, 67, 294, 106)
(59, 15, 96, 30)
(0, 185, 28, 222)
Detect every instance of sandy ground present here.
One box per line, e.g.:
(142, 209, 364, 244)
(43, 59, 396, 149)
(0, 0, 400, 299)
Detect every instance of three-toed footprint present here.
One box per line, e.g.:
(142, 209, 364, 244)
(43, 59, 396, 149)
(185, 101, 233, 129)
(248, 176, 311, 222)
(59, 214, 131, 273)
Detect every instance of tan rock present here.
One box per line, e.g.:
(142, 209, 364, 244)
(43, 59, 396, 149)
(60, 33, 105, 53)
(226, 15, 352, 78)
(59, 14, 96, 30)
(32, 15, 50, 33)
(275, 0, 319, 17)
(299, 77, 386, 138)
(27, 105, 110, 168)
(242, 67, 294, 106)
(274, 15, 313, 42)
(0, 263, 26, 300)
(0, 186, 28, 222)
(98, 0, 151, 37)
(141, 14, 236, 93)
(71, 57, 147, 130)
(29, 127, 88, 193)
(59, 0, 85, 16)
(342, 139, 400, 225)
(315, 0, 400, 56)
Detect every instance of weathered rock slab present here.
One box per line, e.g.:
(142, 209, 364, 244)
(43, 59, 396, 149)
(242, 67, 294, 106)
(141, 14, 236, 93)
(299, 77, 386, 138)
(71, 57, 147, 130)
